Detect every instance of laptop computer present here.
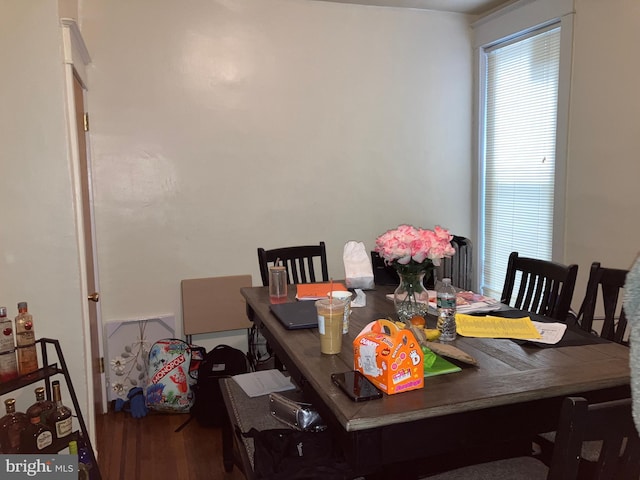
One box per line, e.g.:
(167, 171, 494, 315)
(269, 301, 318, 330)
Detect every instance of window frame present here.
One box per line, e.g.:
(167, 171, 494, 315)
(472, 0, 574, 294)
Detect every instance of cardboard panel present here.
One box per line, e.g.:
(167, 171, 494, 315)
(181, 275, 253, 334)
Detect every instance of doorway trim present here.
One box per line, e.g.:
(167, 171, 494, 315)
(60, 18, 106, 447)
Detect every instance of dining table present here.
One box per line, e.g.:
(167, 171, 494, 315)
(240, 284, 631, 477)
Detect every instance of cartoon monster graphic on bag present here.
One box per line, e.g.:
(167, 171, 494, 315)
(146, 338, 204, 413)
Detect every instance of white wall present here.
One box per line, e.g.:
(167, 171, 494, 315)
(2, 0, 639, 446)
(80, 0, 474, 342)
(565, 0, 640, 295)
(472, 0, 640, 308)
(0, 0, 89, 420)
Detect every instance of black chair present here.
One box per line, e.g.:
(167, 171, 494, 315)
(257, 242, 329, 286)
(252, 242, 329, 370)
(436, 235, 473, 290)
(533, 263, 630, 467)
(500, 251, 578, 322)
(424, 396, 640, 480)
(575, 262, 629, 344)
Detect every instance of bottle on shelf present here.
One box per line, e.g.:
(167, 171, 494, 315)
(68, 440, 90, 480)
(48, 380, 73, 440)
(19, 409, 53, 452)
(0, 306, 19, 382)
(77, 433, 94, 480)
(436, 277, 457, 342)
(27, 386, 56, 424)
(15, 301, 38, 375)
(0, 398, 29, 454)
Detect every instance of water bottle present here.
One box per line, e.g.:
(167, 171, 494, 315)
(436, 278, 457, 341)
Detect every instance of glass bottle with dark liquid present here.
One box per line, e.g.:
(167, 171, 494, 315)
(20, 409, 53, 452)
(48, 380, 73, 440)
(0, 398, 28, 453)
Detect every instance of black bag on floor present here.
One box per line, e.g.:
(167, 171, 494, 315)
(241, 427, 352, 480)
(192, 344, 249, 427)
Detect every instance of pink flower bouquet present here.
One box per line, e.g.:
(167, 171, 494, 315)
(375, 224, 455, 271)
(375, 225, 456, 322)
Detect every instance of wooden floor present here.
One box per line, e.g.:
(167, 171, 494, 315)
(95, 408, 246, 480)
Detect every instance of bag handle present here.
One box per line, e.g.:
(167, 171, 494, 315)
(371, 318, 401, 336)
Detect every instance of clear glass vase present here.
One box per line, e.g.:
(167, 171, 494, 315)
(393, 268, 432, 324)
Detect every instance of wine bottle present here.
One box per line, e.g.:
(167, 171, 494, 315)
(48, 380, 73, 440)
(0, 306, 19, 382)
(26, 386, 55, 424)
(0, 398, 29, 454)
(77, 434, 93, 480)
(19, 410, 53, 452)
(15, 302, 38, 375)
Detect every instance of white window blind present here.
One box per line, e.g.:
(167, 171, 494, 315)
(482, 25, 561, 300)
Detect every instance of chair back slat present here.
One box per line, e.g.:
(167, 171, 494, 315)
(501, 252, 578, 321)
(576, 262, 628, 344)
(257, 242, 328, 287)
(436, 236, 473, 290)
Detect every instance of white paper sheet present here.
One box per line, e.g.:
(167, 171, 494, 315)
(526, 321, 568, 344)
(232, 369, 296, 397)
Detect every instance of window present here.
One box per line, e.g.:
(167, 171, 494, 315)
(480, 25, 561, 300)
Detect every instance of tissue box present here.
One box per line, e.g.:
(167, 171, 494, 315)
(353, 319, 424, 395)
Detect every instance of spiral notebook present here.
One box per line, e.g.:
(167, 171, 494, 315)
(269, 301, 319, 330)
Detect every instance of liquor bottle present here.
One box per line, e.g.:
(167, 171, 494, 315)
(48, 380, 73, 440)
(19, 410, 53, 452)
(436, 278, 457, 341)
(0, 306, 19, 382)
(0, 398, 29, 454)
(26, 386, 56, 424)
(15, 301, 38, 375)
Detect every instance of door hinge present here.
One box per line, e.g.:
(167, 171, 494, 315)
(99, 357, 104, 374)
(83, 112, 89, 132)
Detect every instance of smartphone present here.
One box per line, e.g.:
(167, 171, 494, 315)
(331, 371, 383, 402)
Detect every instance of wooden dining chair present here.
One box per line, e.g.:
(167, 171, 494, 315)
(257, 242, 329, 286)
(532, 263, 631, 469)
(574, 262, 629, 344)
(253, 242, 329, 370)
(436, 235, 473, 290)
(423, 396, 640, 480)
(500, 251, 578, 322)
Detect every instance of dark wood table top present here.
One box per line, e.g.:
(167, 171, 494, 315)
(241, 284, 630, 473)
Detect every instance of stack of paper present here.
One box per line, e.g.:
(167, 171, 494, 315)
(455, 314, 567, 344)
(232, 369, 296, 397)
(447, 291, 500, 314)
(456, 314, 541, 339)
(425, 291, 500, 315)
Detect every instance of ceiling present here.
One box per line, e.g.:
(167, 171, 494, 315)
(315, 0, 516, 16)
